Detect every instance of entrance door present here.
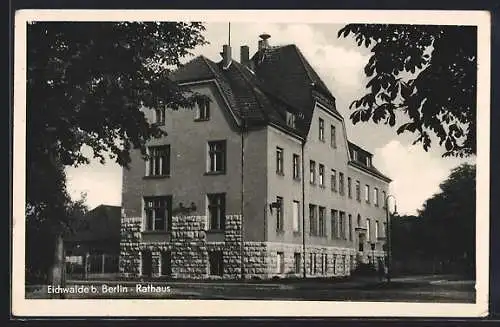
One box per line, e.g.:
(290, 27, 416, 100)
(141, 250, 153, 277)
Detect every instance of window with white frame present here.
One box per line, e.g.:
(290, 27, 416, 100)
(366, 218, 371, 241)
(319, 118, 325, 141)
(331, 169, 337, 191)
(144, 196, 172, 232)
(375, 220, 379, 240)
(154, 108, 165, 125)
(374, 188, 379, 206)
(207, 193, 226, 230)
(347, 177, 352, 198)
(207, 141, 226, 173)
(276, 147, 284, 175)
(356, 180, 361, 201)
(147, 145, 170, 176)
(339, 172, 345, 195)
(319, 164, 325, 187)
(339, 211, 346, 239)
(195, 99, 210, 120)
(276, 252, 285, 274)
(276, 196, 284, 232)
(318, 206, 326, 237)
(309, 204, 317, 236)
(330, 125, 337, 148)
(310, 160, 316, 184)
(292, 200, 300, 233)
(365, 184, 370, 203)
(293, 154, 300, 179)
(331, 209, 338, 239)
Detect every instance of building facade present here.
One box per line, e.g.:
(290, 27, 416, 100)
(119, 35, 391, 279)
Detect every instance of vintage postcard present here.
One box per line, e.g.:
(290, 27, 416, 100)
(12, 9, 490, 317)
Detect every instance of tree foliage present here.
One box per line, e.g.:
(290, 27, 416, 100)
(27, 21, 207, 218)
(391, 163, 476, 277)
(338, 24, 477, 157)
(26, 22, 208, 281)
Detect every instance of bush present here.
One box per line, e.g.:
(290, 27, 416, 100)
(351, 262, 377, 277)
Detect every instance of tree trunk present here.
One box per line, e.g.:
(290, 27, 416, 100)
(49, 233, 65, 298)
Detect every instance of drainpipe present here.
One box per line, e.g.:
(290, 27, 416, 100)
(301, 139, 306, 279)
(240, 119, 246, 280)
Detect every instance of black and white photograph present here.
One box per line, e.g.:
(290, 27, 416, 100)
(12, 10, 490, 317)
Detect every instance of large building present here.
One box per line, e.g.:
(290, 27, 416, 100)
(119, 34, 391, 279)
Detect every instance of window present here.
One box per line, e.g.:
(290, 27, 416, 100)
(208, 251, 223, 276)
(160, 251, 172, 276)
(313, 253, 317, 274)
(141, 250, 153, 277)
(374, 188, 379, 206)
(319, 118, 325, 141)
(276, 252, 285, 274)
(339, 211, 346, 240)
(383, 222, 387, 238)
(292, 154, 300, 179)
(321, 253, 328, 274)
(309, 160, 316, 184)
(348, 214, 353, 241)
(382, 191, 387, 208)
(318, 206, 326, 237)
(309, 253, 314, 275)
(319, 164, 325, 187)
(375, 220, 379, 240)
(365, 184, 370, 203)
(341, 255, 346, 275)
(366, 156, 371, 167)
(330, 125, 337, 148)
(276, 196, 284, 232)
(331, 209, 338, 239)
(332, 255, 337, 274)
(356, 180, 361, 201)
(331, 169, 337, 191)
(347, 177, 352, 198)
(154, 108, 165, 125)
(339, 172, 345, 195)
(207, 141, 226, 173)
(144, 196, 172, 232)
(147, 146, 170, 176)
(276, 147, 284, 175)
(366, 219, 371, 241)
(309, 204, 317, 236)
(294, 253, 301, 273)
(292, 200, 300, 233)
(352, 150, 358, 161)
(195, 99, 210, 120)
(207, 193, 226, 230)
(286, 111, 296, 128)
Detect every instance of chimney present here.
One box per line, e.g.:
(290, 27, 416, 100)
(240, 45, 249, 65)
(258, 33, 271, 50)
(221, 44, 232, 68)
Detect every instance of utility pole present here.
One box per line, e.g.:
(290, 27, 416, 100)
(384, 194, 397, 283)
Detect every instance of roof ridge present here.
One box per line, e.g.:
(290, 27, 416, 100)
(231, 61, 271, 121)
(200, 55, 219, 77)
(290, 45, 317, 86)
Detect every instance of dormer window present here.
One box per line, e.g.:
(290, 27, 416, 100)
(195, 99, 210, 121)
(352, 150, 358, 161)
(286, 111, 296, 128)
(155, 108, 165, 126)
(366, 156, 371, 167)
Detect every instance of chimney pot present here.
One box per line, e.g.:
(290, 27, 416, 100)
(259, 33, 271, 50)
(222, 44, 232, 68)
(240, 45, 249, 65)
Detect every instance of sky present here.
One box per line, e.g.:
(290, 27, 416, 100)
(65, 22, 475, 215)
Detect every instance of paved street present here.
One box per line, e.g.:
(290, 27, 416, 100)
(26, 275, 475, 303)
